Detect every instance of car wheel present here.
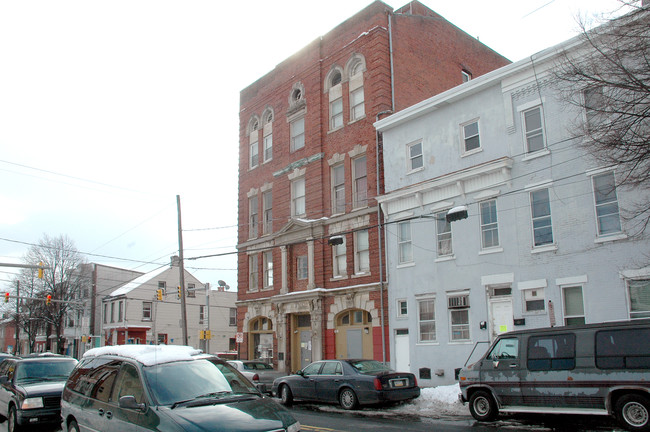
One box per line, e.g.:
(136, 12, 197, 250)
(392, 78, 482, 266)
(615, 394, 650, 432)
(339, 387, 359, 410)
(68, 419, 81, 432)
(8, 405, 21, 432)
(468, 390, 498, 422)
(280, 384, 293, 406)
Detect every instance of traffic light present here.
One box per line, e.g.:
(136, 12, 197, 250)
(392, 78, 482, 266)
(156, 289, 163, 301)
(4, 293, 8, 303)
(37, 262, 44, 279)
(46, 295, 52, 306)
(177, 286, 182, 299)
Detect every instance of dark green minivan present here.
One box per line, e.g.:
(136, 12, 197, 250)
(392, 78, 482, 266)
(61, 345, 300, 432)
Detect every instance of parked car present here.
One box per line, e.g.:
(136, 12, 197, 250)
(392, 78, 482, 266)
(61, 345, 301, 432)
(228, 360, 285, 394)
(272, 359, 420, 410)
(458, 319, 650, 432)
(0, 354, 78, 432)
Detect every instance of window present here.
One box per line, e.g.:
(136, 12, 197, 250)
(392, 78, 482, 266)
(524, 289, 546, 312)
(436, 211, 453, 257)
(479, 200, 499, 249)
(352, 156, 367, 208)
(408, 142, 423, 171)
(418, 298, 436, 342)
(448, 295, 470, 341)
(330, 98, 343, 130)
(628, 279, 650, 319)
(118, 301, 123, 322)
(263, 132, 272, 162)
(584, 86, 604, 130)
(248, 254, 258, 292)
(592, 171, 621, 236)
(596, 328, 650, 369)
(354, 229, 369, 274)
(199, 305, 205, 324)
(527, 334, 576, 371)
(229, 308, 236, 326)
(263, 191, 273, 234)
(523, 106, 545, 153)
(462, 120, 480, 153)
(103, 304, 107, 324)
(187, 283, 195, 298)
(110, 303, 115, 322)
(461, 70, 472, 83)
(331, 164, 345, 214)
(142, 302, 152, 320)
(397, 299, 408, 317)
(321, 361, 342, 375)
(263, 111, 273, 162)
(332, 238, 347, 278)
(530, 188, 553, 247)
(249, 132, 259, 169)
(562, 285, 585, 325)
(297, 255, 308, 280)
(350, 87, 365, 121)
(263, 251, 273, 289)
(158, 281, 166, 294)
(248, 196, 258, 239)
(291, 117, 305, 151)
(397, 221, 413, 264)
(486, 337, 519, 360)
(291, 177, 306, 217)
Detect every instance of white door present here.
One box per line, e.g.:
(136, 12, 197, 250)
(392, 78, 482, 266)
(489, 298, 514, 341)
(394, 330, 410, 372)
(346, 329, 363, 358)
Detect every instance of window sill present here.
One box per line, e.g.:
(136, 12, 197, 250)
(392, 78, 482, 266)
(435, 255, 456, 263)
(416, 341, 439, 346)
(262, 286, 274, 291)
(479, 247, 503, 256)
(531, 244, 558, 254)
(594, 232, 627, 243)
(352, 272, 371, 278)
(330, 211, 346, 218)
(395, 315, 408, 320)
(407, 166, 424, 175)
(348, 115, 366, 125)
(523, 310, 547, 316)
(249, 165, 258, 171)
(262, 158, 273, 165)
(461, 147, 483, 158)
(522, 148, 550, 161)
(448, 341, 473, 345)
(327, 126, 344, 134)
(330, 275, 348, 282)
(397, 262, 415, 269)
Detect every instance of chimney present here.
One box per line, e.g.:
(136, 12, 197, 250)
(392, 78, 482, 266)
(170, 256, 180, 267)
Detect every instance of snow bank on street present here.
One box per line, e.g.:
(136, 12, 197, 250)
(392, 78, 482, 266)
(386, 383, 470, 418)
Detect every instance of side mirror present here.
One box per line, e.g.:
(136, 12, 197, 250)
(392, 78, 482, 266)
(119, 395, 146, 411)
(0, 376, 9, 385)
(295, 370, 305, 377)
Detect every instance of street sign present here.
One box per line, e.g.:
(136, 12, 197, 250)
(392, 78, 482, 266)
(235, 332, 244, 343)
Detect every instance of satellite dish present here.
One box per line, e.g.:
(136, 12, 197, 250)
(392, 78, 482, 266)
(218, 280, 226, 287)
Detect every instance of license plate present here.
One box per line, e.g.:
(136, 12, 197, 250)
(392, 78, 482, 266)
(390, 379, 407, 388)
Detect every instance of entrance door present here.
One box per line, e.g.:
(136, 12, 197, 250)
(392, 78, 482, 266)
(346, 329, 362, 358)
(394, 330, 410, 372)
(489, 298, 514, 341)
(300, 330, 312, 369)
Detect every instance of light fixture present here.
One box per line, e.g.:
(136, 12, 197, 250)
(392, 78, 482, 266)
(446, 205, 468, 223)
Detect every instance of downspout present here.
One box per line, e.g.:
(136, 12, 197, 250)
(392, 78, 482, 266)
(388, 13, 396, 110)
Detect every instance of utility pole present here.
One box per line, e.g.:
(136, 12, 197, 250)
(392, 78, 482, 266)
(205, 283, 210, 353)
(177, 195, 189, 346)
(15, 280, 20, 355)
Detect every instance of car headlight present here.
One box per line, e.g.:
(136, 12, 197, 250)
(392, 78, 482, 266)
(287, 421, 301, 432)
(22, 397, 44, 409)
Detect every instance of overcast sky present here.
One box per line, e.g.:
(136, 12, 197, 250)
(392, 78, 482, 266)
(0, 0, 628, 291)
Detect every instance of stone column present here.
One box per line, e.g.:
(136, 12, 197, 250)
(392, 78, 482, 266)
(280, 246, 288, 294)
(307, 239, 315, 290)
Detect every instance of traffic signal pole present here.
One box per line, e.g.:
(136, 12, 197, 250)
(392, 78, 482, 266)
(177, 195, 189, 346)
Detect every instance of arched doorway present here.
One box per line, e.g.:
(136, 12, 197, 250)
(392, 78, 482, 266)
(335, 309, 373, 359)
(248, 316, 274, 362)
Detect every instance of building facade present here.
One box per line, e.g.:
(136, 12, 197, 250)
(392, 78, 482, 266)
(375, 17, 650, 385)
(237, 0, 510, 372)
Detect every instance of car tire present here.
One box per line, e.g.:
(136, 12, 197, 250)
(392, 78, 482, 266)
(68, 419, 81, 432)
(339, 387, 359, 410)
(468, 390, 498, 422)
(280, 384, 293, 406)
(615, 394, 650, 432)
(8, 405, 21, 432)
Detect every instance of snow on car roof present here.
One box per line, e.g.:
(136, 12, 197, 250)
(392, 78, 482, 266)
(83, 345, 202, 366)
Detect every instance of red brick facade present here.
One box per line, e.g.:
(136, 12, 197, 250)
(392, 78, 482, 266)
(236, 1, 509, 372)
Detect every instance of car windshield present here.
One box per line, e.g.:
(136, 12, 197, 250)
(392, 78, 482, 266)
(15, 360, 77, 382)
(244, 362, 273, 370)
(348, 360, 391, 374)
(143, 359, 258, 406)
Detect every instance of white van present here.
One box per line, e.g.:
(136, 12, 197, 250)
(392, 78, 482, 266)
(458, 319, 650, 431)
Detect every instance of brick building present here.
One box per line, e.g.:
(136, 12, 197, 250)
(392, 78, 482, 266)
(236, 0, 510, 372)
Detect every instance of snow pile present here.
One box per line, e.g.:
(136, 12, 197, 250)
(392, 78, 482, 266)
(386, 383, 470, 418)
(83, 344, 202, 366)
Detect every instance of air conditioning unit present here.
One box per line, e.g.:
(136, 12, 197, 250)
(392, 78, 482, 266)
(448, 295, 469, 309)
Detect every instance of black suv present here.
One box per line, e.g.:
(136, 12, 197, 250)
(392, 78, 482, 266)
(0, 354, 78, 431)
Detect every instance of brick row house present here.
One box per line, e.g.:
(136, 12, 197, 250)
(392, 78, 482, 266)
(236, 0, 510, 372)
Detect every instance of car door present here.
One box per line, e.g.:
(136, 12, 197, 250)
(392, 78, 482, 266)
(106, 362, 146, 432)
(312, 361, 343, 403)
(0, 360, 15, 418)
(82, 360, 122, 432)
(291, 362, 321, 401)
(478, 336, 524, 408)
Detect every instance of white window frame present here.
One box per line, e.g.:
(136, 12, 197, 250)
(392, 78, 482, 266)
(263, 251, 273, 289)
(448, 295, 470, 342)
(435, 211, 453, 257)
(331, 164, 345, 214)
(248, 254, 258, 292)
(187, 283, 195, 298)
(461, 119, 481, 154)
(530, 188, 554, 247)
(407, 141, 423, 172)
(249, 139, 259, 169)
(397, 220, 413, 264)
(397, 299, 408, 318)
(290, 117, 305, 151)
(330, 97, 343, 130)
(461, 70, 472, 83)
(142, 301, 152, 320)
(417, 297, 436, 343)
(523, 106, 546, 154)
(199, 305, 205, 324)
(350, 87, 365, 121)
(263, 132, 273, 163)
(297, 255, 308, 280)
(627, 279, 650, 319)
(561, 285, 586, 326)
(523, 288, 546, 313)
(480, 199, 499, 249)
(229, 308, 237, 326)
(291, 177, 306, 217)
(591, 171, 622, 237)
(354, 229, 370, 275)
(352, 155, 368, 208)
(248, 196, 258, 239)
(332, 237, 347, 278)
(262, 190, 273, 235)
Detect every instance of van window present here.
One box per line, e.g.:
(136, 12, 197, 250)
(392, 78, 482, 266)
(596, 328, 650, 369)
(89, 360, 122, 402)
(112, 363, 145, 404)
(486, 337, 519, 360)
(527, 334, 575, 371)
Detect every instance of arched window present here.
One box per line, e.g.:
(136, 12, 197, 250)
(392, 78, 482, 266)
(326, 67, 344, 131)
(262, 108, 274, 163)
(249, 317, 273, 361)
(346, 55, 366, 122)
(248, 116, 260, 169)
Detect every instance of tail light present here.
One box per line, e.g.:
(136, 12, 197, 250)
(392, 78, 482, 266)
(374, 378, 383, 390)
(252, 373, 260, 382)
(413, 376, 418, 387)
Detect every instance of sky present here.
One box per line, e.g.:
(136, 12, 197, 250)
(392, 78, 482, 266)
(0, 0, 629, 292)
